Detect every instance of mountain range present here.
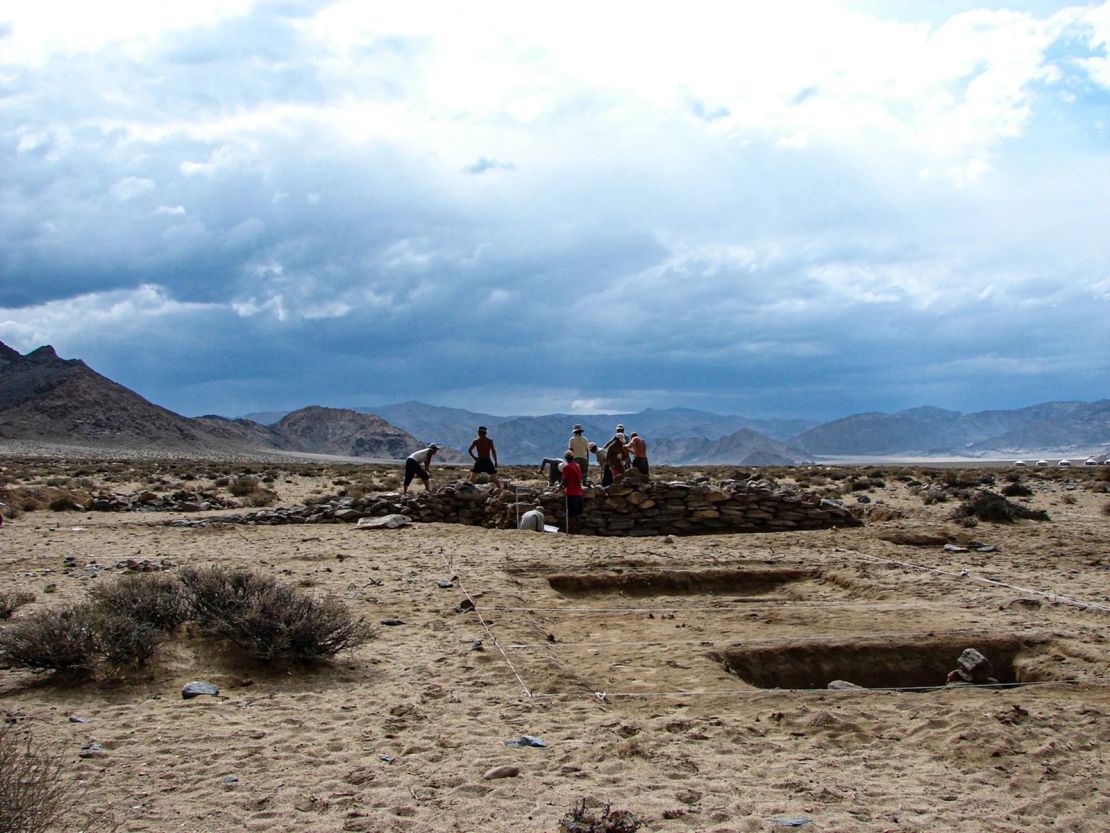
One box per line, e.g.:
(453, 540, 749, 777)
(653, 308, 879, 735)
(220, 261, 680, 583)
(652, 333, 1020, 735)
(1, 340, 1107, 463)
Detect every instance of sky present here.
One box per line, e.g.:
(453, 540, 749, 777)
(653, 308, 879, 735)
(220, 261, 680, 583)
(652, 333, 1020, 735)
(1, 1, 1109, 420)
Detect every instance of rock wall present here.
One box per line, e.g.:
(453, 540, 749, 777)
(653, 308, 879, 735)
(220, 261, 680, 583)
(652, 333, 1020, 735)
(174, 476, 861, 535)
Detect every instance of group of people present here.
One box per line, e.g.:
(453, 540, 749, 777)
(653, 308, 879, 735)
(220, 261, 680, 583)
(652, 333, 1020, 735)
(400, 422, 650, 536)
(558, 423, 649, 487)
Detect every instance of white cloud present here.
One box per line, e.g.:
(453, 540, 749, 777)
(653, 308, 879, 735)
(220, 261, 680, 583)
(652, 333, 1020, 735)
(0, 284, 219, 348)
(110, 176, 155, 201)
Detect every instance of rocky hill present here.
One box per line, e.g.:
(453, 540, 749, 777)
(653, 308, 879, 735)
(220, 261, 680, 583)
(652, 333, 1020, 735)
(0, 342, 444, 460)
(792, 401, 1110, 456)
(651, 428, 811, 466)
(0, 344, 234, 451)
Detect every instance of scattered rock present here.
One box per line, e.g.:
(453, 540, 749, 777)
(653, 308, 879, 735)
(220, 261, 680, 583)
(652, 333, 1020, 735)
(78, 740, 103, 758)
(482, 765, 520, 780)
(379, 618, 405, 626)
(827, 680, 864, 690)
(181, 681, 220, 700)
(503, 735, 547, 748)
(355, 514, 411, 530)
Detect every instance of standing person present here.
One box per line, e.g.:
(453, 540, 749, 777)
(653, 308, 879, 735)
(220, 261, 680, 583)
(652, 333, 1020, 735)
(589, 442, 608, 485)
(625, 432, 650, 480)
(403, 444, 438, 494)
(518, 505, 545, 531)
(560, 450, 584, 534)
(568, 424, 590, 484)
(602, 424, 628, 486)
(467, 426, 502, 489)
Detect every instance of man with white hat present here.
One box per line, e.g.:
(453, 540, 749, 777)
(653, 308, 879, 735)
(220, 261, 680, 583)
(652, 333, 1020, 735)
(568, 424, 590, 484)
(403, 444, 439, 494)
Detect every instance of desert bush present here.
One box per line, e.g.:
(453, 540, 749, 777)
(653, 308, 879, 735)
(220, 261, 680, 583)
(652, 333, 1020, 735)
(179, 567, 371, 664)
(559, 799, 643, 833)
(214, 477, 230, 487)
(243, 489, 277, 507)
(0, 591, 35, 620)
(1102, 501, 1110, 517)
(1062, 493, 1077, 505)
(89, 611, 165, 670)
(953, 490, 1050, 524)
(1000, 481, 1033, 498)
(228, 476, 259, 497)
(90, 574, 188, 632)
(47, 496, 80, 512)
(0, 725, 69, 833)
(0, 606, 99, 673)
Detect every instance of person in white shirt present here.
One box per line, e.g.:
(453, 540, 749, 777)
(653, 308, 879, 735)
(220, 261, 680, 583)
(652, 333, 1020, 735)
(568, 424, 590, 483)
(403, 444, 438, 493)
(518, 505, 545, 531)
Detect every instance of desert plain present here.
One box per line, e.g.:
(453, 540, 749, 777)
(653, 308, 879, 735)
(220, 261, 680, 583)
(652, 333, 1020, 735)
(1, 454, 1108, 833)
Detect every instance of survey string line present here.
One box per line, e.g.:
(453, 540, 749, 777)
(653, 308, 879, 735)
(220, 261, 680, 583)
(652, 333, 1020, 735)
(833, 548, 1110, 612)
(438, 550, 533, 698)
(499, 626, 1038, 650)
(525, 677, 1110, 701)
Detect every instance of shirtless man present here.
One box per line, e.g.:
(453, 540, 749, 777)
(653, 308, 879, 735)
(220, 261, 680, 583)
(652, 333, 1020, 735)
(467, 426, 502, 489)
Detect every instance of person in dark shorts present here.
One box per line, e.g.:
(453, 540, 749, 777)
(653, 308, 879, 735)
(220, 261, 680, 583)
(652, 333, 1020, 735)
(467, 426, 502, 489)
(625, 432, 649, 480)
(538, 456, 565, 485)
(560, 450, 584, 534)
(403, 444, 438, 493)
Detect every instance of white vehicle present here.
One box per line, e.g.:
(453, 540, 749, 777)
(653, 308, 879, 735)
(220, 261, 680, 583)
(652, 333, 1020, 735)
(1035, 459, 1049, 467)
(1013, 460, 1027, 467)
(1084, 458, 1098, 466)
(1058, 459, 1072, 467)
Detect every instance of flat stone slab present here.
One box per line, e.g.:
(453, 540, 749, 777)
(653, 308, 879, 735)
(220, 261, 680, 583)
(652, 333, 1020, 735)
(355, 514, 411, 529)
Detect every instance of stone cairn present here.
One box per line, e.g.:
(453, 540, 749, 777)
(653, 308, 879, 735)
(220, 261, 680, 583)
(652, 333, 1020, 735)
(169, 473, 861, 536)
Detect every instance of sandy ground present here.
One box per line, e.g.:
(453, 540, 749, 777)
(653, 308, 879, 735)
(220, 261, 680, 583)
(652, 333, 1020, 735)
(1, 462, 1108, 832)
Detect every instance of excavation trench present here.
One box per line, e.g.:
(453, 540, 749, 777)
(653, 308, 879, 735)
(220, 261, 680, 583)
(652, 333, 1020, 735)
(547, 567, 818, 597)
(712, 633, 1048, 690)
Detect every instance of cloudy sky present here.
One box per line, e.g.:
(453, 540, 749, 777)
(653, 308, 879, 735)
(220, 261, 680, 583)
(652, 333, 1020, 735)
(2, 1, 1108, 420)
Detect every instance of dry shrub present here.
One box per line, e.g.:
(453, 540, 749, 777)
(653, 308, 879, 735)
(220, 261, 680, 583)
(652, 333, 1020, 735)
(1000, 481, 1033, 497)
(0, 591, 35, 620)
(0, 606, 99, 673)
(243, 488, 277, 507)
(559, 800, 643, 833)
(1102, 501, 1110, 517)
(0, 725, 69, 833)
(90, 612, 165, 671)
(90, 574, 188, 632)
(228, 476, 259, 497)
(953, 490, 1050, 524)
(180, 567, 371, 664)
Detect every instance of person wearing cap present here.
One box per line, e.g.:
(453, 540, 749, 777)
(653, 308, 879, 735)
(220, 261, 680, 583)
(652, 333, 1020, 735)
(601, 424, 629, 486)
(467, 426, 502, 489)
(559, 450, 584, 533)
(568, 424, 590, 484)
(518, 504, 545, 531)
(624, 432, 649, 481)
(403, 444, 439, 493)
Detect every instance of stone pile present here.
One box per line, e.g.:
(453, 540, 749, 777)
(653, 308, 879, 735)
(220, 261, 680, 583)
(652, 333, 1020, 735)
(89, 489, 237, 513)
(170, 475, 860, 536)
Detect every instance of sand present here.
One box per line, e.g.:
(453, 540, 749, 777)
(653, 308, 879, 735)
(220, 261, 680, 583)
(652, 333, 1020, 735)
(1, 462, 1108, 832)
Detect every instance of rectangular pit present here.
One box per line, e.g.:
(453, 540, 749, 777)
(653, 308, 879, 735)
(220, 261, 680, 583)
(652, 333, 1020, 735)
(712, 633, 1048, 690)
(547, 567, 819, 597)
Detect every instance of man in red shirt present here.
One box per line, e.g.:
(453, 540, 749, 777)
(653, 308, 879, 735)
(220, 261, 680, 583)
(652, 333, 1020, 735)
(560, 450, 584, 534)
